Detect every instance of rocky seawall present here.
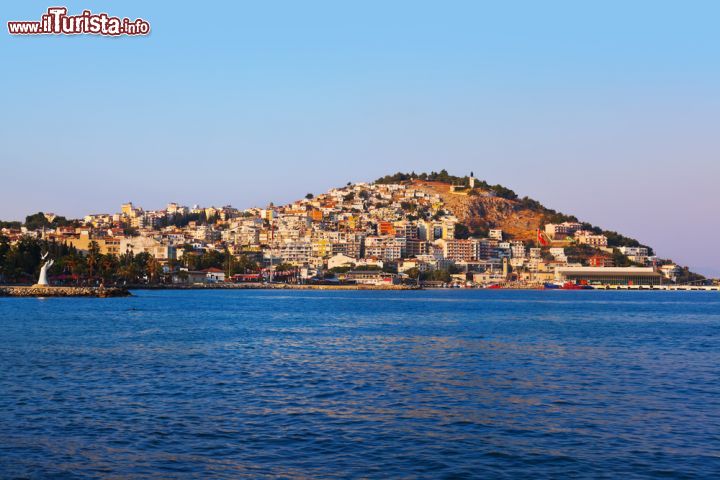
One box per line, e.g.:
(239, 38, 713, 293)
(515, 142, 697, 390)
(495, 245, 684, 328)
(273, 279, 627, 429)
(0, 286, 131, 297)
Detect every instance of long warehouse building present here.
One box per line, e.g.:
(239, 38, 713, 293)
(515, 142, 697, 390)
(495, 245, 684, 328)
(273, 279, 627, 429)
(555, 267, 662, 286)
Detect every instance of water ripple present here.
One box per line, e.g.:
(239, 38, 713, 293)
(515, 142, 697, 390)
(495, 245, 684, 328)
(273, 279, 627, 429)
(1, 290, 719, 478)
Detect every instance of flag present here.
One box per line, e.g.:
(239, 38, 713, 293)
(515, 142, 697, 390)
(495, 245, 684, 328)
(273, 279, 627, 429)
(537, 229, 549, 246)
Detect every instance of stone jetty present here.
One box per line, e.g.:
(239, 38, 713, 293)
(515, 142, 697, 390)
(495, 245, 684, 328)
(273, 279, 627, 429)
(0, 286, 131, 298)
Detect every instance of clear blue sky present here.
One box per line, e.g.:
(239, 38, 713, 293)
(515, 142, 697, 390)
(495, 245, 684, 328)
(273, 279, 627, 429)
(2, 1, 719, 275)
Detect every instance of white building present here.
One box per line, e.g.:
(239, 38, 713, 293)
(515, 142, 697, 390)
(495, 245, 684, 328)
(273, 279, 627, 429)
(618, 246, 649, 265)
(510, 241, 526, 259)
(327, 253, 355, 270)
(575, 231, 608, 247)
(659, 264, 681, 281)
(489, 229, 503, 241)
(120, 237, 176, 261)
(364, 236, 403, 261)
(270, 241, 313, 265)
(549, 247, 568, 263)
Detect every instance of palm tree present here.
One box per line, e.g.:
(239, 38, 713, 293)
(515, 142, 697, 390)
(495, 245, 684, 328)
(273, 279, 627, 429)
(69, 254, 89, 284)
(100, 255, 117, 285)
(86, 241, 100, 280)
(118, 263, 138, 284)
(146, 256, 162, 284)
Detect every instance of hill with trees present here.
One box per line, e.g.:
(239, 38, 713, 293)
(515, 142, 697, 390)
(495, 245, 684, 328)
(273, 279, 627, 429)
(378, 171, 653, 253)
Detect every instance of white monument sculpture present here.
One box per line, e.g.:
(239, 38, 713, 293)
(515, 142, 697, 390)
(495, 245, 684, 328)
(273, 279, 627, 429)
(37, 252, 54, 286)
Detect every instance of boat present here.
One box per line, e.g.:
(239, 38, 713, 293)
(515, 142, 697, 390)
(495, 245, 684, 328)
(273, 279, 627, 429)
(560, 282, 594, 290)
(543, 282, 560, 289)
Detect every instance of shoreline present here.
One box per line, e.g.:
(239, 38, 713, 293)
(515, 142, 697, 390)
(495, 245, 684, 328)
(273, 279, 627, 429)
(1, 284, 716, 296)
(126, 283, 420, 291)
(125, 283, 718, 291)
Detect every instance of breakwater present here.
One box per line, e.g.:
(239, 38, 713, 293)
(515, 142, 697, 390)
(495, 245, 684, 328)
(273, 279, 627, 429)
(0, 286, 131, 297)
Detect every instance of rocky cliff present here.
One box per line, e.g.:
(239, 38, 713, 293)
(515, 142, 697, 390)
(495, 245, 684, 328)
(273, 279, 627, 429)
(411, 180, 545, 241)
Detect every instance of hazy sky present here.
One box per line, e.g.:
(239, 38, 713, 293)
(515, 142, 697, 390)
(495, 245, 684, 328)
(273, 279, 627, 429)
(1, 1, 718, 275)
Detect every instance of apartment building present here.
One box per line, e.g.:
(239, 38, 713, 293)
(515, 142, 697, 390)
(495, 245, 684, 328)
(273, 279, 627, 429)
(575, 231, 608, 247)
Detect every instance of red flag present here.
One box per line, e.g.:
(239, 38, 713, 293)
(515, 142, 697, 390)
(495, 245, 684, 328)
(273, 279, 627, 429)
(537, 229, 549, 246)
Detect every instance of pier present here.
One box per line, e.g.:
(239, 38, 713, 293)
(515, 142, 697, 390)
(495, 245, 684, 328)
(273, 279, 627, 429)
(598, 285, 719, 291)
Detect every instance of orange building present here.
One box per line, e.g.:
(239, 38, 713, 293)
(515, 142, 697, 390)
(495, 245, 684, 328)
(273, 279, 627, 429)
(309, 210, 323, 222)
(377, 221, 396, 236)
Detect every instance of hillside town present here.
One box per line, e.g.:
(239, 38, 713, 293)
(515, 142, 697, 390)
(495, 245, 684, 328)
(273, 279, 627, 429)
(0, 175, 711, 289)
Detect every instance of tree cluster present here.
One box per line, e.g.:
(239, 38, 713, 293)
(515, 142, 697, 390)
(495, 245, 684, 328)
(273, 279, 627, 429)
(0, 236, 261, 285)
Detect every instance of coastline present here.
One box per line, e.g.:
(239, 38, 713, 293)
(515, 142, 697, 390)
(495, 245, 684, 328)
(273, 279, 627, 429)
(126, 283, 420, 291)
(1, 284, 716, 296)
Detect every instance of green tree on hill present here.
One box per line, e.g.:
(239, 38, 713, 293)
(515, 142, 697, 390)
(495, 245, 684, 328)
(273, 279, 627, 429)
(0, 220, 22, 229)
(24, 212, 72, 230)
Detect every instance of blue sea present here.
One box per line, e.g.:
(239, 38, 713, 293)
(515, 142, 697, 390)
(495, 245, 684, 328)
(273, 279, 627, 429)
(1, 290, 719, 479)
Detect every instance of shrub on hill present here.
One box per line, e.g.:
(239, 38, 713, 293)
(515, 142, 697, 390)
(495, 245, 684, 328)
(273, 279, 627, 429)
(374, 171, 519, 200)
